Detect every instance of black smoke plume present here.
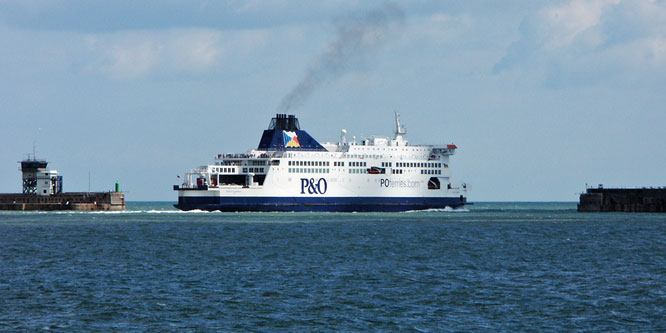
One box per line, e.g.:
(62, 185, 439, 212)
(278, 4, 405, 113)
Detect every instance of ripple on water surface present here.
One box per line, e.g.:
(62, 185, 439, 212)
(0, 202, 665, 331)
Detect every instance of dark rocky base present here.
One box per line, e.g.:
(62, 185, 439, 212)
(578, 188, 665, 212)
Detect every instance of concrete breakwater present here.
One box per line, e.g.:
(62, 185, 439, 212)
(0, 192, 125, 211)
(1, 156, 126, 211)
(578, 187, 666, 212)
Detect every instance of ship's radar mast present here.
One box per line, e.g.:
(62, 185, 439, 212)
(394, 111, 407, 142)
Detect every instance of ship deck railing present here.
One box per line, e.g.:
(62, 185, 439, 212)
(215, 152, 284, 160)
(174, 185, 209, 191)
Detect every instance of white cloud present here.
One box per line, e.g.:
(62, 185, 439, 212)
(541, 0, 619, 49)
(607, 36, 666, 69)
(80, 27, 279, 79)
(406, 12, 473, 44)
(85, 29, 226, 79)
(495, 0, 666, 81)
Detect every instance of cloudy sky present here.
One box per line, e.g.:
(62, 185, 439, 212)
(1, 0, 664, 201)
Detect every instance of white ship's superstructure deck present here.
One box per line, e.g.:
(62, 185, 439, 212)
(174, 113, 468, 212)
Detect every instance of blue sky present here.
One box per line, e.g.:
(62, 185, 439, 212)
(1, 0, 664, 201)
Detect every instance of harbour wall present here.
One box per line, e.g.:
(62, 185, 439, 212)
(578, 188, 666, 212)
(0, 192, 125, 211)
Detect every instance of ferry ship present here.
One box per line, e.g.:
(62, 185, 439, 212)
(174, 113, 468, 212)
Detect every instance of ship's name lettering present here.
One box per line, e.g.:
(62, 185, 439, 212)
(300, 178, 328, 195)
(380, 179, 421, 188)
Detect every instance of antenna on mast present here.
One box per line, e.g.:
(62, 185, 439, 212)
(394, 111, 407, 142)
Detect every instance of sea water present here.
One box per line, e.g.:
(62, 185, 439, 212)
(1, 202, 664, 331)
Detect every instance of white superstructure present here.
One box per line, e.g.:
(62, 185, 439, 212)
(174, 113, 468, 212)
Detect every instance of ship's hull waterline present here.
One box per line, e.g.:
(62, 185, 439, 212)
(175, 196, 467, 212)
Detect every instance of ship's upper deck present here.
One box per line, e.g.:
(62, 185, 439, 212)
(215, 113, 456, 162)
(176, 113, 463, 192)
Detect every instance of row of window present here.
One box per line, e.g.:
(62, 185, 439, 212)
(397, 162, 442, 168)
(288, 168, 331, 174)
(218, 159, 440, 169)
(217, 160, 279, 167)
(211, 167, 237, 173)
(288, 160, 330, 167)
(213, 160, 442, 172)
(219, 160, 242, 166)
(348, 147, 432, 152)
(242, 167, 265, 173)
(223, 167, 441, 175)
(347, 154, 384, 159)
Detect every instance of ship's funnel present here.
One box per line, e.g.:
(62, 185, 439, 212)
(258, 114, 326, 151)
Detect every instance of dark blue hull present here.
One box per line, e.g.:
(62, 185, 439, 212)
(174, 196, 467, 212)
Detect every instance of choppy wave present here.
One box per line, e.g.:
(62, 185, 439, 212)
(2, 202, 662, 331)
